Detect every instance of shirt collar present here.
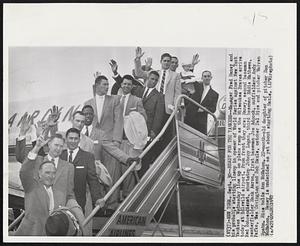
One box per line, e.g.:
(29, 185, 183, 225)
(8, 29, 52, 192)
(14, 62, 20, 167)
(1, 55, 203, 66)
(44, 185, 53, 191)
(203, 83, 210, 89)
(122, 93, 130, 99)
(68, 147, 79, 157)
(47, 154, 59, 168)
(96, 94, 105, 99)
(81, 124, 92, 133)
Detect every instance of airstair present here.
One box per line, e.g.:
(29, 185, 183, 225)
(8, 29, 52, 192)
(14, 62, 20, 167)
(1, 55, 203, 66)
(83, 95, 224, 236)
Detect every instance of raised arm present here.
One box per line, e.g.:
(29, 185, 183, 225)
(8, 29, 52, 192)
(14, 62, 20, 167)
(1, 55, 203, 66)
(20, 135, 49, 192)
(134, 47, 148, 80)
(109, 59, 123, 95)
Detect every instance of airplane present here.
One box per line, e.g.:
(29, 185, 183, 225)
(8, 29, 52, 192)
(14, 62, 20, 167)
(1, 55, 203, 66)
(7, 90, 226, 236)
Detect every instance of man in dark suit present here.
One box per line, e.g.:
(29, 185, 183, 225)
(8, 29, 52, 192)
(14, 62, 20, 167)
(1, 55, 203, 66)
(185, 70, 219, 135)
(134, 70, 165, 140)
(60, 127, 103, 213)
(133, 71, 165, 177)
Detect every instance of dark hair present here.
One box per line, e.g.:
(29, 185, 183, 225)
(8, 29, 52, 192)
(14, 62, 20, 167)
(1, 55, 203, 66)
(72, 110, 85, 119)
(39, 160, 56, 170)
(160, 53, 172, 61)
(171, 56, 178, 61)
(148, 70, 160, 78)
(82, 105, 94, 112)
(122, 74, 134, 84)
(49, 133, 65, 143)
(45, 211, 69, 236)
(202, 70, 212, 76)
(95, 75, 108, 85)
(66, 127, 81, 138)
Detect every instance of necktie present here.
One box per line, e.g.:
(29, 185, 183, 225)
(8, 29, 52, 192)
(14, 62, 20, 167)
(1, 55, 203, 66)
(160, 70, 166, 94)
(120, 95, 126, 116)
(143, 88, 149, 99)
(68, 150, 73, 163)
(45, 186, 54, 214)
(85, 125, 89, 136)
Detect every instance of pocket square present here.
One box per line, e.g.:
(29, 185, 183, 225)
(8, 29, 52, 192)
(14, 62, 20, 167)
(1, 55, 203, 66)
(76, 166, 85, 169)
(93, 140, 99, 144)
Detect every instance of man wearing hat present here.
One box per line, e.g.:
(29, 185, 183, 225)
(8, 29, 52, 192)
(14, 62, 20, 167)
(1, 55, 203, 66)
(15, 134, 80, 236)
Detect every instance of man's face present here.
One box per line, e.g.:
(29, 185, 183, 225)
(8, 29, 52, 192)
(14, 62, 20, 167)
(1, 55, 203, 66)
(72, 114, 85, 131)
(160, 56, 171, 70)
(66, 132, 80, 150)
(48, 138, 64, 158)
(146, 73, 159, 88)
(121, 78, 133, 95)
(95, 79, 109, 96)
(39, 163, 56, 187)
(83, 107, 94, 126)
(170, 58, 179, 71)
(202, 71, 212, 85)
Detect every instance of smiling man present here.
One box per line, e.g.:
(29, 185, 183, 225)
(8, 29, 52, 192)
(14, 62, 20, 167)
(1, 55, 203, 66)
(60, 128, 103, 214)
(15, 134, 77, 236)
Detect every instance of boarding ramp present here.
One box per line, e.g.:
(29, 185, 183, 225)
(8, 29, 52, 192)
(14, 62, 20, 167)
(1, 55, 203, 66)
(82, 95, 224, 237)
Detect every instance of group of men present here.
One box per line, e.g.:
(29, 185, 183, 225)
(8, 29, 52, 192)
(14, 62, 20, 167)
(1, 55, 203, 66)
(12, 47, 219, 236)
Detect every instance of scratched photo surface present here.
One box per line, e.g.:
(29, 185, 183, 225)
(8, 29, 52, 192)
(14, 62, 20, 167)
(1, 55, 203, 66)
(8, 46, 226, 237)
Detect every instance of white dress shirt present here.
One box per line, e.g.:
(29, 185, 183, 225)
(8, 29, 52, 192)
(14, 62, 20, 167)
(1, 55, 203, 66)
(201, 84, 211, 103)
(44, 185, 54, 214)
(156, 69, 169, 94)
(121, 94, 130, 117)
(143, 87, 154, 98)
(95, 94, 105, 123)
(47, 154, 59, 169)
(67, 147, 79, 163)
(82, 124, 93, 137)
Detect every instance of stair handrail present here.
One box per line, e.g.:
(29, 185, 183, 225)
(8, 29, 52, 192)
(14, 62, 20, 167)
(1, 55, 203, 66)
(82, 105, 178, 227)
(8, 210, 25, 231)
(175, 94, 218, 140)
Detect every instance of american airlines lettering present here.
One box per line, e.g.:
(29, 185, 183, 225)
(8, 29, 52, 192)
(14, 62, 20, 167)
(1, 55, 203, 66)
(8, 104, 82, 128)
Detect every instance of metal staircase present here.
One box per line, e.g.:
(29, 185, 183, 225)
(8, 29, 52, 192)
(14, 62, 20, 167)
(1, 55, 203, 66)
(83, 95, 224, 237)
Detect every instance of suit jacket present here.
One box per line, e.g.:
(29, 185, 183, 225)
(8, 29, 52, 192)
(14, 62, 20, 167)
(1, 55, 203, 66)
(61, 148, 102, 210)
(89, 126, 130, 163)
(134, 58, 181, 114)
(134, 86, 165, 135)
(185, 82, 219, 134)
(15, 156, 75, 236)
(114, 94, 147, 143)
(84, 95, 121, 140)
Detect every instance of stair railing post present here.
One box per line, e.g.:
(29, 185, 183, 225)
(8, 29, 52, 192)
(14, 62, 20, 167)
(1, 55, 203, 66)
(176, 181, 183, 237)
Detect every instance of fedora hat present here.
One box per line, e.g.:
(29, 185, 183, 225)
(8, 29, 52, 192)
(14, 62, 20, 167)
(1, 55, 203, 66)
(95, 160, 113, 187)
(124, 111, 148, 150)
